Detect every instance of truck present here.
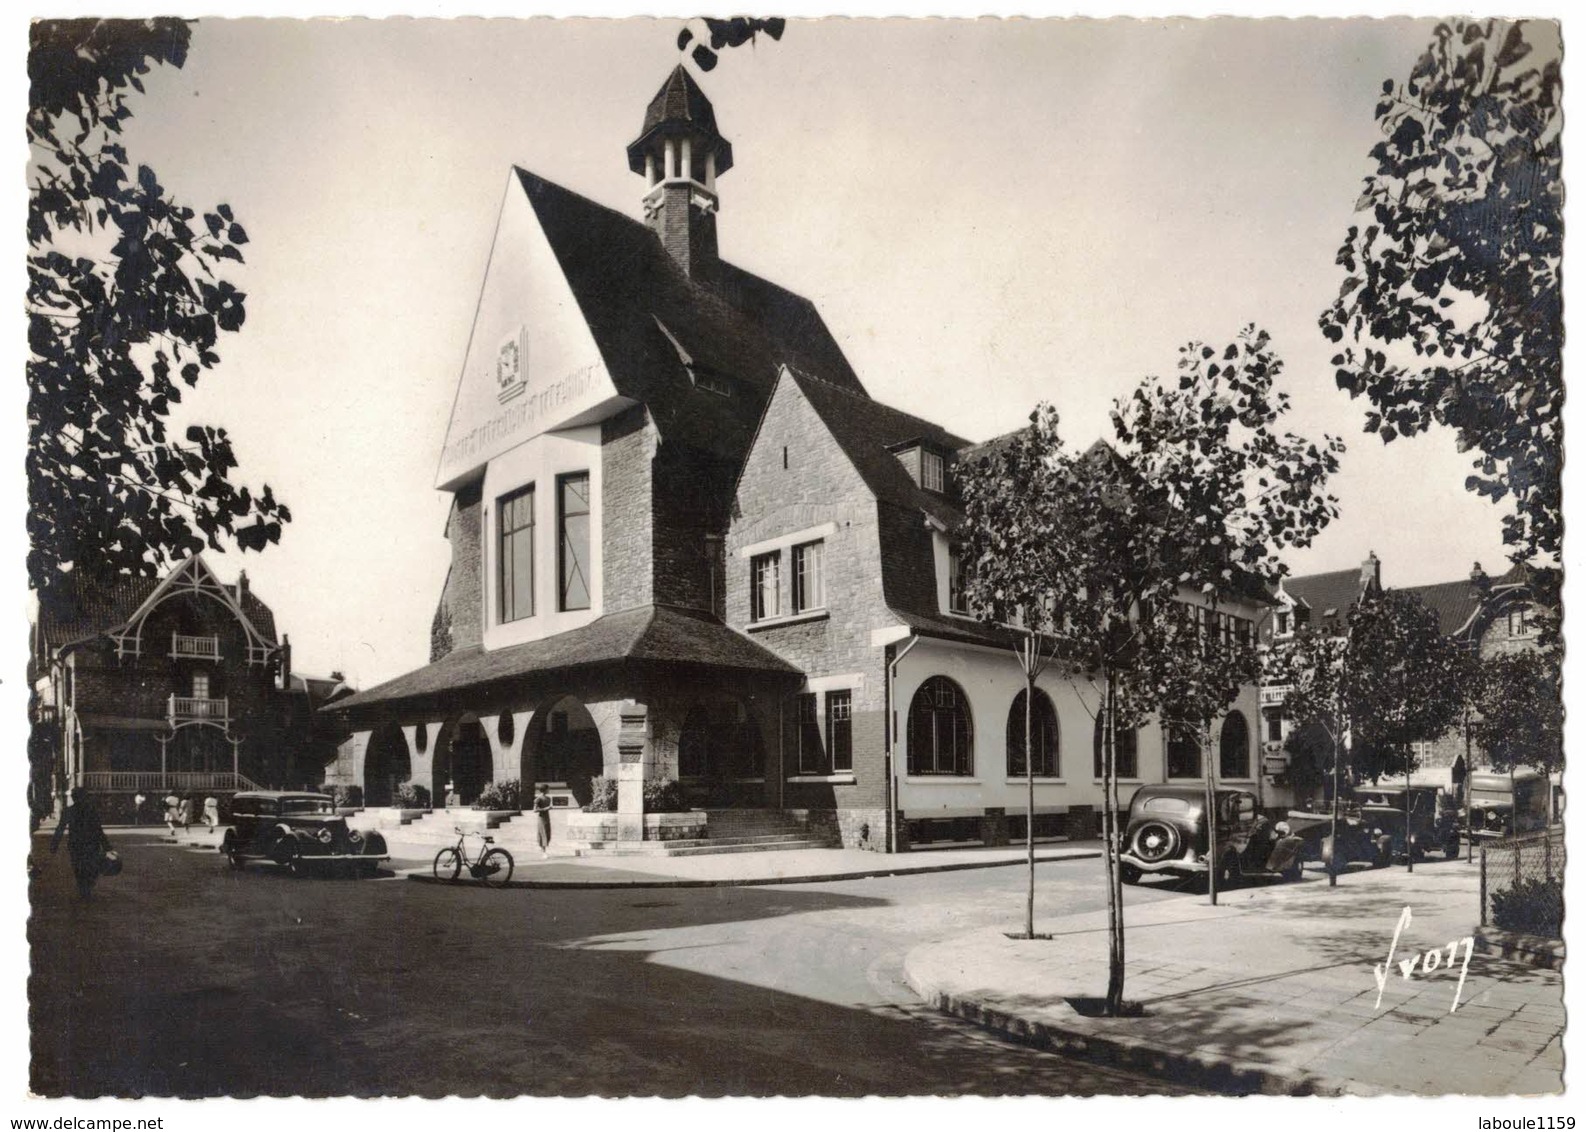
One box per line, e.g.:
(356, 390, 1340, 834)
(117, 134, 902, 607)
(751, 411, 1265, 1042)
(1467, 768, 1550, 840)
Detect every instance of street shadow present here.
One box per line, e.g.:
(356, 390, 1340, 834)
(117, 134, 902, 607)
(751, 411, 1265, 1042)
(29, 837, 1194, 1098)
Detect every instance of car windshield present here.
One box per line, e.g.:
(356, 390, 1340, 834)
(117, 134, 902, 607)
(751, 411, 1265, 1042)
(281, 797, 333, 815)
(1143, 797, 1191, 814)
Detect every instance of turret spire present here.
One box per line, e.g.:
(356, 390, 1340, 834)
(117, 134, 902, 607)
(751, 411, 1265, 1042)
(627, 66, 734, 278)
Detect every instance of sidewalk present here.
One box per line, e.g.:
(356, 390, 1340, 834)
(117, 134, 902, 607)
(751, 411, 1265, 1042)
(903, 860, 1563, 1096)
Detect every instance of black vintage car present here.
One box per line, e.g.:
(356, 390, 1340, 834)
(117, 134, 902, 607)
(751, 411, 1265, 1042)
(221, 791, 389, 877)
(1117, 784, 1304, 887)
(1354, 784, 1462, 862)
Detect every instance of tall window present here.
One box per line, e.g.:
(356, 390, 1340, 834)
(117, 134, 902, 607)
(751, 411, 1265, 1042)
(792, 541, 825, 613)
(1220, 711, 1251, 779)
(1006, 688, 1059, 777)
(192, 672, 209, 700)
(1508, 607, 1532, 637)
(751, 552, 782, 621)
(907, 676, 973, 776)
(948, 544, 968, 614)
(794, 693, 822, 774)
(498, 485, 535, 623)
(557, 473, 591, 611)
(1166, 725, 1202, 779)
(921, 450, 945, 493)
(1092, 711, 1139, 779)
(827, 690, 853, 772)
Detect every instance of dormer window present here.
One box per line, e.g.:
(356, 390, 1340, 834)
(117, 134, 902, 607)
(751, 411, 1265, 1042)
(922, 450, 945, 493)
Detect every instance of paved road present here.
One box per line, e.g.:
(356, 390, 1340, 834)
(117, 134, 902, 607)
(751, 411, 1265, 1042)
(31, 830, 1202, 1097)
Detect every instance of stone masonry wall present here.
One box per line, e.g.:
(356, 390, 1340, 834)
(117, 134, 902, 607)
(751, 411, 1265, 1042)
(601, 405, 656, 614)
(438, 482, 484, 652)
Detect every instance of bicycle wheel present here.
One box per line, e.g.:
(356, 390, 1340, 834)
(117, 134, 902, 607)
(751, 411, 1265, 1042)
(481, 847, 514, 888)
(433, 846, 462, 882)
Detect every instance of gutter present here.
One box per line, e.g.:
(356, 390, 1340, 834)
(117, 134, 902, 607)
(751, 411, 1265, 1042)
(885, 633, 920, 854)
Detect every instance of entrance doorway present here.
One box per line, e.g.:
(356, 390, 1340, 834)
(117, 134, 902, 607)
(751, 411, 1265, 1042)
(524, 696, 604, 808)
(441, 716, 493, 804)
(363, 726, 410, 807)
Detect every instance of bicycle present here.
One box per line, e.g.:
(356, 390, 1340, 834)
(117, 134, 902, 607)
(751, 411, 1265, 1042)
(433, 827, 514, 887)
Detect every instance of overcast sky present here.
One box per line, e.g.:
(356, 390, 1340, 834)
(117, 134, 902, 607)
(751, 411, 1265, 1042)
(26, 16, 1564, 688)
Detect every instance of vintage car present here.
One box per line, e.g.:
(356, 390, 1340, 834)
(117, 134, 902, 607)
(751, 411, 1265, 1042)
(1468, 769, 1550, 841)
(1353, 784, 1462, 862)
(221, 791, 389, 877)
(1284, 807, 1393, 871)
(1117, 784, 1304, 887)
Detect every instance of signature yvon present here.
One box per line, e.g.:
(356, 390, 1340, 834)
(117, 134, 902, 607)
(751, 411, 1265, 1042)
(1373, 906, 1474, 1014)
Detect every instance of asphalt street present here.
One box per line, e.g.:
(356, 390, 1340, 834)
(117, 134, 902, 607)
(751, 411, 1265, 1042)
(31, 829, 1204, 1098)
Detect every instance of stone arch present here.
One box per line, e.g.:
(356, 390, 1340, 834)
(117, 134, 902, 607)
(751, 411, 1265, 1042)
(363, 724, 410, 807)
(524, 694, 604, 808)
(436, 712, 493, 805)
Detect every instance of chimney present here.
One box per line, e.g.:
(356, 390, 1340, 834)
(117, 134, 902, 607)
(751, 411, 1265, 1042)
(1359, 551, 1381, 594)
(1470, 561, 1491, 591)
(627, 65, 733, 279)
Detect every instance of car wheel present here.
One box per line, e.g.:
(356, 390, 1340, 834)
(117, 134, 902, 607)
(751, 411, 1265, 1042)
(1120, 863, 1142, 886)
(481, 847, 514, 888)
(433, 847, 462, 882)
(359, 861, 380, 879)
(1445, 836, 1461, 860)
(1283, 860, 1303, 883)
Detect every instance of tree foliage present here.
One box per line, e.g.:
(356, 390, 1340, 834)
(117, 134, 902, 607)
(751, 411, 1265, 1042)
(1268, 588, 1473, 785)
(27, 18, 290, 609)
(1471, 648, 1562, 776)
(1322, 19, 1562, 564)
(958, 325, 1342, 1010)
(675, 18, 785, 72)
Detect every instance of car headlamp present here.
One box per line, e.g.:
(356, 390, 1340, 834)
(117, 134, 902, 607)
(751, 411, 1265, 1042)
(317, 828, 333, 844)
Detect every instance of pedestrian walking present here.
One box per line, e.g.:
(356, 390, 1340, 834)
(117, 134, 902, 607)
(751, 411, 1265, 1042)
(164, 792, 181, 839)
(133, 791, 147, 826)
(445, 783, 461, 810)
(50, 788, 114, 900)
(203, 795, 220, 831)
(177, 795, 194, 834)
(534, 783, 553, 858)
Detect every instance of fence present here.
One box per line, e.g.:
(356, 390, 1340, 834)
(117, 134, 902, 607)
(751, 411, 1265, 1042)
(1480, 829, 1565, 937)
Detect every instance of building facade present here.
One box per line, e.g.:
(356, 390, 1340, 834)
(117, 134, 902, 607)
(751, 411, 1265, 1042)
(329, 66, 1269, 849)
(29, 555, 335, 820)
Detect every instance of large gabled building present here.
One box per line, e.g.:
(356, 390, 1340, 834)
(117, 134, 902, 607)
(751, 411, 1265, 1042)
(328, 66, 1270, 849)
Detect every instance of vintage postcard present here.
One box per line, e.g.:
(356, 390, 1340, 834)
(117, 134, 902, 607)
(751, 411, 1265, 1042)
(19, 11, 1568, 1114)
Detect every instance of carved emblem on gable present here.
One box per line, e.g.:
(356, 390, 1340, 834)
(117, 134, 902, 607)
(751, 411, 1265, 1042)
(497, 330, 525, 403)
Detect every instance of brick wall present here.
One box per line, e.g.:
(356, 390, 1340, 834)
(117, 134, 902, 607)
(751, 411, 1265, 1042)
(437, 482, 484, 652)
(726, 375, 896, 821)
(601, 405, 656, 613)
(651, 444, 736, 612)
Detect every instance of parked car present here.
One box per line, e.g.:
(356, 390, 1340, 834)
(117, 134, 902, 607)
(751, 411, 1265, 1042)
(1284, 806, 1392, 871)
(221, 791, 389, 877)
(1353, 784, 1462, 861)
(1468, 769, 1549, 840)
(1117, 784, 1304, 887)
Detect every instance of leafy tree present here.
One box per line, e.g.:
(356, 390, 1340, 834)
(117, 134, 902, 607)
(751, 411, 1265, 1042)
(1471, 649, 1562, 776)
(961, 325, 1342, 1014)
(675, 18, 785, 72)
(1322, 19, 1562, 566)
(28, 18, 290, 612)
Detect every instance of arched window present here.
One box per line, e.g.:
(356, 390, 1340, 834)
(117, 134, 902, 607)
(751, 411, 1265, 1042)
(1092, 711, 1139, 779)
(1007, 689, 1059, 778)
(1220, 711, 1251, 779)
(1166, 725, 1202, 779)
(907, 677, 973, 776)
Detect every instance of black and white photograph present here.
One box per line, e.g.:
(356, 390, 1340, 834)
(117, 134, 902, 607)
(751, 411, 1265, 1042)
(16, 7, 1571, 1111)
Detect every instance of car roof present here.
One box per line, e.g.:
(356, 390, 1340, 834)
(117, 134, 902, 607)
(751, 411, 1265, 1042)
(1132, 784, 1251, 801)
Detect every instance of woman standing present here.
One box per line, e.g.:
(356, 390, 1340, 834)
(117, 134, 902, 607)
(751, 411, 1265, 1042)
(534, 784, 553, 859)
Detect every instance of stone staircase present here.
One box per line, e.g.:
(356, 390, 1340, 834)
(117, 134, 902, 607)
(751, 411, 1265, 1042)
(576, 808, 837, 858)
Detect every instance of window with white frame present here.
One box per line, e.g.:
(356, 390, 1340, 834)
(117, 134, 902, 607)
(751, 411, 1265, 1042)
(794, 693, 822, 773)
(751, 552, 782, 621)
(1508, 607, 1532, 637)
(921, 450, 945, 493)
(792, 541, 825, 613)
(557, 472, 592, 612)
(498, 484, 535, 623)
(948, 544, 968, 614)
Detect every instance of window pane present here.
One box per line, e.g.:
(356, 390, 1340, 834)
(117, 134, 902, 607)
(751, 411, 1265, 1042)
(752, 553, 783, 621)
(558, 473, 591, 611)
(795, 693, 822, 773)
(827, 690, 852, 772)
(793, 541, 824, 612)
(499, 486, 535, 622)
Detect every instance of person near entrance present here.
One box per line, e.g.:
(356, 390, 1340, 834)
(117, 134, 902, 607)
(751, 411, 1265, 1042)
(534, 783, 553, 858)
(163, 793, 181, 839)
(133, 791, 147, 826)
(51, 788, 113, 900)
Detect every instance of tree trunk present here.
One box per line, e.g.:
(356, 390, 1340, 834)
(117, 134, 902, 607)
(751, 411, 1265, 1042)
(1103, 668, 1126, 1015)
(1023, 639, 1036, 939)
(1204, 720, 1219, 906)
(1329, 706, 1342, 887)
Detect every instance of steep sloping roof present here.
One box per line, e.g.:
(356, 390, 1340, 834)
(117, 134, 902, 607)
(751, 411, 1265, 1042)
(626, 65, 733, 175)
(1280, 568, 1366, 627)
(35, 568, 278, 652)
(1401, 578, 1484, 637)
(328, 604, 798, 715)
(516, 169, 865, 460)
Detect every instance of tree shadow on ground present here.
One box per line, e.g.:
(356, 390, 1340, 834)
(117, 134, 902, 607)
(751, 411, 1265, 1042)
(29, 836, 1188, 1099)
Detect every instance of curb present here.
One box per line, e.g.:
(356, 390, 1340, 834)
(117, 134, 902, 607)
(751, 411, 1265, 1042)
(400, 850, 1104, 890)
(903, 962, 1363, 1097)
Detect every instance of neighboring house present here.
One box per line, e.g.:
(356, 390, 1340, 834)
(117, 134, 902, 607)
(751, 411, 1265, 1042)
(29, 555, 298, 820)
(325, 66, 1268, 849)
(1261, 554, 1552, 791)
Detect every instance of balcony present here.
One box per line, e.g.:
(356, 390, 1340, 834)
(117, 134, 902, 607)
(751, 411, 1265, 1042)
(78, 770, 261, 793)
(171, 634, 221, 660)
(169, 695, 228, 725)
(1259, 684, 1292, 706)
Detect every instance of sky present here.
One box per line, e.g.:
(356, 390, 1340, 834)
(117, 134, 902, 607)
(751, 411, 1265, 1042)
(19, 17, 1562, 692)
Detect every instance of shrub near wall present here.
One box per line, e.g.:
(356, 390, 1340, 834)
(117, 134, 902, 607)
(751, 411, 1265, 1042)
(395, 782, 431, 809)
(475, 780, 523, 810)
